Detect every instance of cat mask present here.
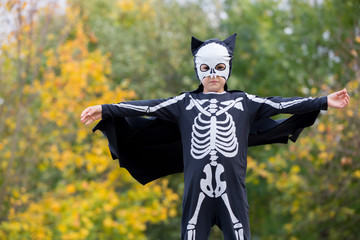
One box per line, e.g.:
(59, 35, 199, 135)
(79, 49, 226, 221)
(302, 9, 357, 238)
(191, 33, 237, 82)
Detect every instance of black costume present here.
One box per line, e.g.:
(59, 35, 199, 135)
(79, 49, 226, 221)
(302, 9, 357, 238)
(93, 35, 328, 240)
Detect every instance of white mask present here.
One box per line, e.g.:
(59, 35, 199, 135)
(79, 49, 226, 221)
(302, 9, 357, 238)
(191, 34, 237, 83)
(194, 42, 231, 81)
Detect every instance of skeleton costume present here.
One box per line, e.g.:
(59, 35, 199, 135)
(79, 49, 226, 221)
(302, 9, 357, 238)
(93, 34, 327, 240)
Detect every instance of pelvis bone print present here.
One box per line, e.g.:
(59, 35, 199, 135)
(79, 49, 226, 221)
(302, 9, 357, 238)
(185, 95, 244, 240)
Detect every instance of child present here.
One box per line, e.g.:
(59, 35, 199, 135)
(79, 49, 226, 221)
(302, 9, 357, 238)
(81, 34, 349, 240)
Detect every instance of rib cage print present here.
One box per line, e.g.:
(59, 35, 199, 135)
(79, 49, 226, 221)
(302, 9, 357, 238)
(187, 96, 243, 161)
(191, 112, 238, 159)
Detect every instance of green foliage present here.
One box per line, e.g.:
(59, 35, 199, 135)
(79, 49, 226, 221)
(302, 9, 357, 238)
(223, 0, 359, 96)
(69, 0, 217, 99)
(260, 80, 360, 240)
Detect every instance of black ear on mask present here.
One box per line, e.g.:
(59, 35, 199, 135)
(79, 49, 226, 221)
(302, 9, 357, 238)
(223, 33, 237, 54)
(191, 36, 204, 56)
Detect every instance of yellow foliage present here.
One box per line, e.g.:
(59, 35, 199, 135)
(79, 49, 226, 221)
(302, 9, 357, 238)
(284, 223, 293, 233)
(346, 109, 354, 117)
(118, 0, 135, 11)
(317, 122, 326, 132)
(356, 36, 360, 43)
(310, 87, 317, 95)
(290, 165, 300, 174)
(0, 4, 178, 240)
(66, 184, 76, 194)
(353, 170, 360, 179)
(116, 0, 156, 25)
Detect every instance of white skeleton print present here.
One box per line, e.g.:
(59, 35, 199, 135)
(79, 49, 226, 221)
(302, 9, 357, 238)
(185, 95, 245, 240)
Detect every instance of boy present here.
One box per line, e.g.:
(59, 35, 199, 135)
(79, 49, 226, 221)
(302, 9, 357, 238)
(81, 34, 349, 240)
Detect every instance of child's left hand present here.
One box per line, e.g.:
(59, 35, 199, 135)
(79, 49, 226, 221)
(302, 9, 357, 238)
(327, 89, 350, 109)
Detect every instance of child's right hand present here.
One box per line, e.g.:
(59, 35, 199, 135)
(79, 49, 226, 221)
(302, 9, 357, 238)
(80, 105, 102, 125)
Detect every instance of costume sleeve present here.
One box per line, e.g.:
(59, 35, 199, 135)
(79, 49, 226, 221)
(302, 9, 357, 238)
(245, 93, 328, 120)
(101, 93, 186, 122)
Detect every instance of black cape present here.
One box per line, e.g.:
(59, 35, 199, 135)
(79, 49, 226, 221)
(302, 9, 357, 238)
(92, 90, 321, 185)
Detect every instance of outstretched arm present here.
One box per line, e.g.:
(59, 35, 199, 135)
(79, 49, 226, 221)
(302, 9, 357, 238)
(327, 89, 350, 109)
(247, 88, 350, 120)
(80, 94, 186, 126)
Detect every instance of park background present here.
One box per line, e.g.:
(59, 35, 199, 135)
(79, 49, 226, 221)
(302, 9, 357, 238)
(0, 0, 359, 239)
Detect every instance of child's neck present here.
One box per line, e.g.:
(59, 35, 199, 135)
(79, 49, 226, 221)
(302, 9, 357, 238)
(203, 91, 226, 94)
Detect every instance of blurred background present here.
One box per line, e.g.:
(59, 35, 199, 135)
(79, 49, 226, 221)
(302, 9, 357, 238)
(0, 0, 359, 239)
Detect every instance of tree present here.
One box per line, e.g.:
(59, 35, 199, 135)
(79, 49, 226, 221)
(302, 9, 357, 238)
(221, 0, 360, 238)
(68, 0, 217, 99)
(0, 2, 179, 239)
(0, 0, 72, 219)
(222, 0, 358, 96)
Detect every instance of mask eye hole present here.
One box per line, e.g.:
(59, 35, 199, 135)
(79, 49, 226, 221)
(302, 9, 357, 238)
(215, 63, 226, 71)
(200, 64, 210, 72)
